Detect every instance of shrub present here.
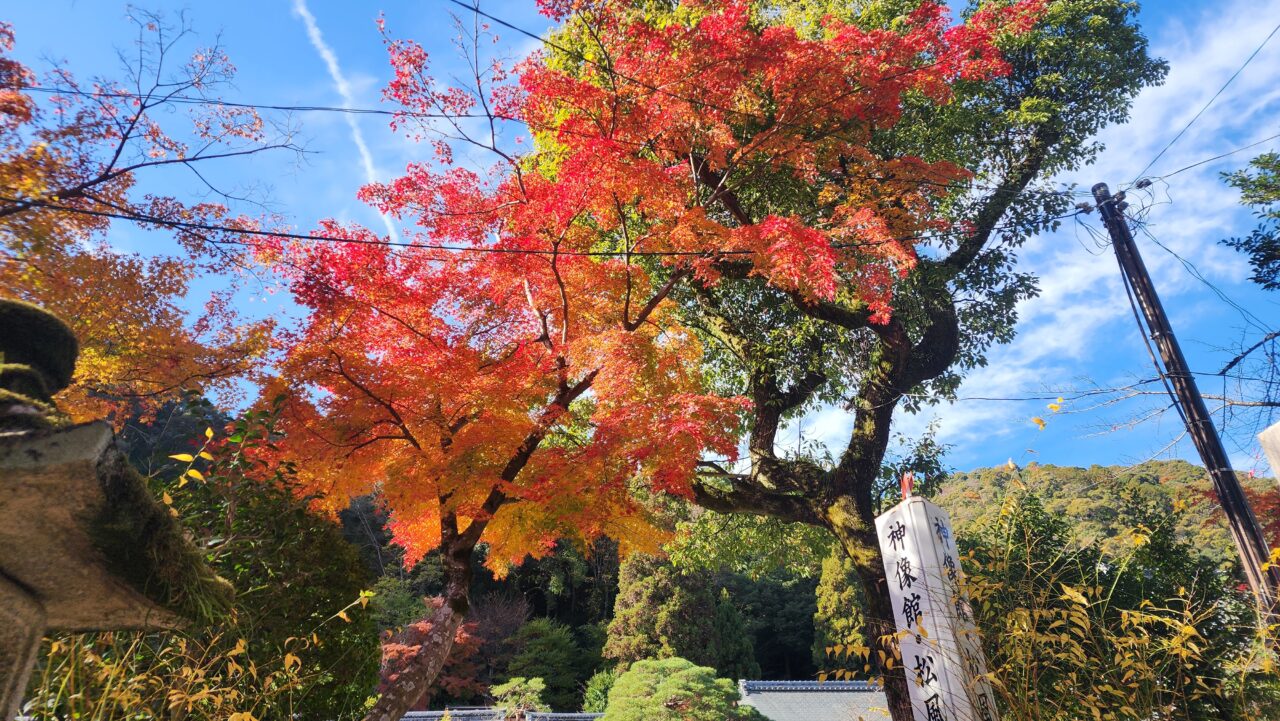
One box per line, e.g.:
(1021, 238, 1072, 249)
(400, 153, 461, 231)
(581, 668, 617, 712)
(491, 676, 548, 716)
(600, 657, 764, 721)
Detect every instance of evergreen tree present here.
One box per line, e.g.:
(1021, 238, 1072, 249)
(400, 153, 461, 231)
(812, 551, 866, 668)
(605, 555, 756, 679)
(503, 618, 584, 711)
(712, 590, 761, 680)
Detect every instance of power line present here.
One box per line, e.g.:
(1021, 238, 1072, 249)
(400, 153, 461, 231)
(1128, 216, 1273, 334)
(0, 195, 735, 256)
(18, 84, 462, 119)
(0, 194, 1079, 258)
(1134, 18, 1280, 181)
(1148, 131, 1280, 181)
(19, 84, 1085, 200)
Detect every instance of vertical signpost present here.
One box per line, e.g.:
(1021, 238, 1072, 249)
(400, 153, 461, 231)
(876, 481, 998, 721)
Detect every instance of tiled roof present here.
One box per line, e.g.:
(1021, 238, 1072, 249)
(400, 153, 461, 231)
(738, 680, 892, 721)
(404, 710, 507, 720)
(403, 710, 601, 720)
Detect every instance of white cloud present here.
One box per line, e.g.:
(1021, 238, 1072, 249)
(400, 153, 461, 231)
(292, 0, 399, 240)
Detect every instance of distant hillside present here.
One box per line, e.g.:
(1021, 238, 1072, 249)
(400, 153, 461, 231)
(936, 460, 1279, 563)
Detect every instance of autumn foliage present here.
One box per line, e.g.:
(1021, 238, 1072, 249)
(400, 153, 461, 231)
(0, 16, 282, 422)
(271, 0, 1043, 569)
(258, 1, 1053, 715)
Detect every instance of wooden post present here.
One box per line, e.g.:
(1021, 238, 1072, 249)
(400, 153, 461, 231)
(1093, 183, 1280, 610)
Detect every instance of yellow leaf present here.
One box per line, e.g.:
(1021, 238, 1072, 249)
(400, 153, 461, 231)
(229, 638, 247, 657)
(178, 475, 188, 488)
(162, 491, 173, 505)
(168, 453, 195, 462)
(186, 468, 205, 482)
(283, 653, 301, 672)
(205, 427, 214, 440)
(1061, 584, 1089, 605)
(337, 610, 351, 623)
(199, 451, 214, 461)
(1032, 416, 1047, 431)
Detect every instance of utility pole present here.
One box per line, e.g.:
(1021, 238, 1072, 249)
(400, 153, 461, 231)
(1093, 182, 1279, 611)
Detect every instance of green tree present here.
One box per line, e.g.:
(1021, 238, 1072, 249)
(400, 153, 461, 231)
(588, 2, 1167, 714)
(811, 551, 866, 669)
(491, 677, 549, 716)
(712, 590, 762, 680)
(1224, 152, 1280, 290)
(503, 619, 585, 711)
(605, 555, 757, 679)
(720, 568, 818, 679)
(581, 668, 619, 713)
(600, 658, 765, 721)
(935, 460, 1277, 565)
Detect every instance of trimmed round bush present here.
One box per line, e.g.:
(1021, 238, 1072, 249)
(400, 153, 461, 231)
(601, 657, 764, 721)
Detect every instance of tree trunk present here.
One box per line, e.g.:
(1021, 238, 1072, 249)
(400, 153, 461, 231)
(827, 500, 915, 721)
(363, 535, 473, 721)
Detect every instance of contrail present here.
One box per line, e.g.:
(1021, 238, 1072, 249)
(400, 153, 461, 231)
(292, 0, 399, 240)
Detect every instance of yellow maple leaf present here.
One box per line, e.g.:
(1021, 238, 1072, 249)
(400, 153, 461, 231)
(1032, 416, 1047, 430)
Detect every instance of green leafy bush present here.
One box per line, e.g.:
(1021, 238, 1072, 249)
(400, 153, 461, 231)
(581, 668, 617, 712)
(491, 676, 548, 715)
(600, 657, 764, 721)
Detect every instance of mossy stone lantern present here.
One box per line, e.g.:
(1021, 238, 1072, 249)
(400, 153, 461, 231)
(0, 299, 233, 719)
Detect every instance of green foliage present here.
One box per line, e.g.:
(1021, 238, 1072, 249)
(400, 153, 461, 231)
(1223, 151, 1280, 289)
(811, 551, 866, 669)
(962, 491, 1280, 720)
(713, 589, 762, 680)
(720, 568, 817, 679)
(491, 538, 621, 627)
(581, 668, 619, 713)
(503, 619, 587, 711)
(490, 677, 549, 714)
(26, 402, 381, 720)
(937, 460, 1277, 564)
(601, 657, 765, 721)
(180, 406, 381, 719)
(605, 555, 758, 680)
(669, 509, 834, 578)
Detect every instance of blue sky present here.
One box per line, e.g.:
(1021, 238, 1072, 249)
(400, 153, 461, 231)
(7, 0, 1280, 476)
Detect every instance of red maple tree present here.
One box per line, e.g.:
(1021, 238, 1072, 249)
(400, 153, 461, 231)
(265, 2, 1045, 718)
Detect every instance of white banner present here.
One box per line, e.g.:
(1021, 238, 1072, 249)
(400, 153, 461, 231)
(876, 496, 998, 721)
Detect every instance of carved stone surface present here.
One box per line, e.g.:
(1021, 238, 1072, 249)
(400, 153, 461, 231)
(0, 422, 183, 630)
(0, 573, 46, 721)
